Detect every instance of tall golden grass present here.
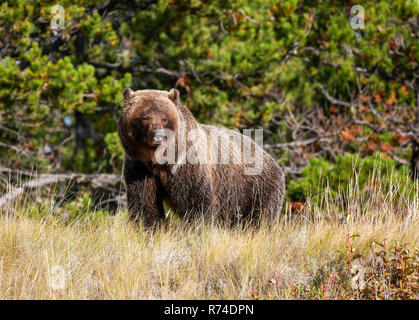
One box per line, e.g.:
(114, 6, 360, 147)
(0, 170, 417, 299)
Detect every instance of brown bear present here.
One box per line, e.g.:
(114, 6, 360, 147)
(118, 88, 285, 227)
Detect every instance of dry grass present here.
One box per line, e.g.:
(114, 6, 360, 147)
(0, 174, 417, 300)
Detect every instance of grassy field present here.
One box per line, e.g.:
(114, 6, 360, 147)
(0, 174, 418, 300)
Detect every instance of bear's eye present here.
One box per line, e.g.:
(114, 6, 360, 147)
(140, 116, 149, 122)
(161, 117, 168, 125)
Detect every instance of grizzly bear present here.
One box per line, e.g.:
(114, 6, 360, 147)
(118, 88, 285, 227)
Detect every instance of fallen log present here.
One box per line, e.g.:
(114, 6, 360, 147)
(0, 167, 121, 208)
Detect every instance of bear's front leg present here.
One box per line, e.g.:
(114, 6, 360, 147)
(123, 158, 165, 228)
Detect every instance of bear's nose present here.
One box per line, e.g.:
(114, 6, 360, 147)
(152, 130, 165, 144)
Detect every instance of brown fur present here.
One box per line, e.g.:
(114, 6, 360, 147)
(118, 88, 285, 228)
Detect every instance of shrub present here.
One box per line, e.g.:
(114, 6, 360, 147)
(286, 153, 414, 204)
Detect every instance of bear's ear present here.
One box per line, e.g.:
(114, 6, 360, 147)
(168, 88, 180, 104)
(123, 88, 134, 100)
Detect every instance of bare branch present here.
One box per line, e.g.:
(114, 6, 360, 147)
(316, 82, 353, 108)
(264, 136, 330, 150)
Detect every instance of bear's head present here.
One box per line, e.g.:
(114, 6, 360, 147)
(120, 88, 180, 150)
